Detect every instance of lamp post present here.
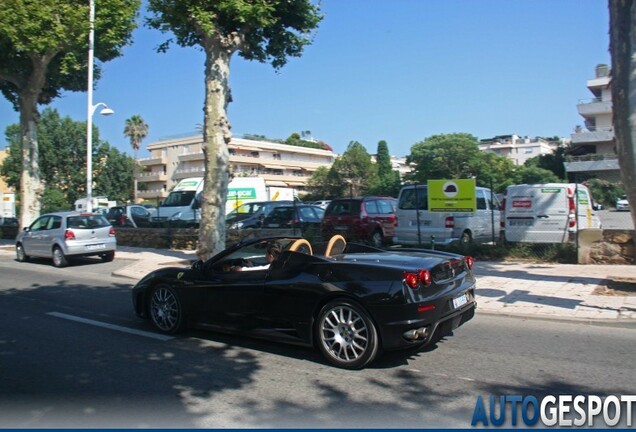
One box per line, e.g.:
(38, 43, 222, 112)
(86, 0, 113, 212)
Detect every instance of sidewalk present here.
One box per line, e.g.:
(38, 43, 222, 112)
(2, 239, 636, 325)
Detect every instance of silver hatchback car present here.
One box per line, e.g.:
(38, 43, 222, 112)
(16, 211, 117, 267)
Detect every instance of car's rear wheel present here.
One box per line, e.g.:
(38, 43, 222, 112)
(149, 284, 185, 334)
(316, 300, 379, 369)
(371, 230, 383, 248)
(459, 231, 472, 246)
(16, 243, 29, 262)
(52, 246, 68, 268)
(101, 251, 115, 262)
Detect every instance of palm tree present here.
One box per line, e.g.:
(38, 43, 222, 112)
(123, 115, 149, 204)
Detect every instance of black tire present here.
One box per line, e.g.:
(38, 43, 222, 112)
(459, 231, 472, 246)
(316, 300, 379, 369)
(149, 284, 185, 334)
(101, 251, 115, 262)
(52, 246, 68, 268)
(371, 230, 383, 248)
(16, 243, 29, 262)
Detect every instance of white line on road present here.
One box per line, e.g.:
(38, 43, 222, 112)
(46, 312, 174, 341)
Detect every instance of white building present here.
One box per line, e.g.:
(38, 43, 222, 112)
(564, 64, 620, 182)
(478, 134, 561, 166)
(136, 134, 335, 203)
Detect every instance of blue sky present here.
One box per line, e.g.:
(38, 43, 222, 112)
(0, 0, 610, 158)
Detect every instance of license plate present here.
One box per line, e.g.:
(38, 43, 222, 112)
(268, 223, 280, 228)
(452, 293, 468, 309)
(85, 244, 105, 251)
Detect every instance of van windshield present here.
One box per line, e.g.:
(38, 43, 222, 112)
(162, 191, 196, 207)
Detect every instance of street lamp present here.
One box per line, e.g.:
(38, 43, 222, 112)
(86, 0, 114, 213)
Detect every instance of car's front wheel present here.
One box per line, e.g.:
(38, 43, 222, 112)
(316, 300, 379, 369)
(371, 230, 383, 248)
(52, 246, 68, 268)
(149, 284, 185, 334)
(16, 243, 29, 262)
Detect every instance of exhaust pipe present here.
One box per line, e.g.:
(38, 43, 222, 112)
(403, 326, 429, 340)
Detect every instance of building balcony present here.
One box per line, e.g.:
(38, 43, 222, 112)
(178, 152, 204, 162)
(564, 153, 619, 173)
(138, 190, 169, 199)
(577, 98, 612, 117)
(136, 172, 168, 182)
(138, 156, 167, 167)
(570, 127, 614, 144)
(174, 168, 205, 179)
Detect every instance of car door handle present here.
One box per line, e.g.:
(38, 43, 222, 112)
(537, 215, 549, 219)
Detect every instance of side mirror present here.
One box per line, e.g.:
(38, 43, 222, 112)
(23, 227, 30, 232)
(191, 260, 204, 272)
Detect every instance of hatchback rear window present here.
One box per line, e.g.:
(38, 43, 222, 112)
(326, 200, 361, 216)
(67, 215, 111, 229)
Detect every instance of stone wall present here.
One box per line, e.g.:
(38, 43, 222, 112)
(578, 229, 635, 265)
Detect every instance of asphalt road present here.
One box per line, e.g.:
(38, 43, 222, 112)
(0, 256, 635, 428)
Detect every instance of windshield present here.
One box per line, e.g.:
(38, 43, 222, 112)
(161, 191, 196, 207)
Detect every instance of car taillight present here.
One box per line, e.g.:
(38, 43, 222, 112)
(465, 256, 474, 269)
(64, 229, 75, 240)
(404, 269, 432, 289)
(418, 269, 432, 286)
(109, 227, 116, 237)
(445, 216, 455, 228)
(360, 208, 368, 224)
(567, 188, 576, 228)
(120, 215, 127, 225)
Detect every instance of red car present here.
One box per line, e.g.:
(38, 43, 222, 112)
(320, 197, 397, 247)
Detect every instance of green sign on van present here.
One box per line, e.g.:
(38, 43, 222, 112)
(427, 179, 476, 212)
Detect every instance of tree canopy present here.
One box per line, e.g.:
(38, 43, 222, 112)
(146, 0, 322, 259)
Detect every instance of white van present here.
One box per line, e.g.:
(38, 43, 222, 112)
(394, 185, 501, 246)
(502, 183, 601, 243)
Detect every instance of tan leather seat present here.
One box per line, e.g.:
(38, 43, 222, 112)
(325, 234, 346, 257)
(288, 238, 313, 255)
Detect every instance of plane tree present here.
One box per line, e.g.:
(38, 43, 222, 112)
(609, 0, 636, 245)
(0, 0, 139, 227)
(145, 0, 322, 260)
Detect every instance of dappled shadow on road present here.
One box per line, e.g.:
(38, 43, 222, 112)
(0, 275, 477, 428)
(473, 261, 606, 286)
(477, 288, 583, 310)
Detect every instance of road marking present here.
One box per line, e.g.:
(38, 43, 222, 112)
(46, 312, 174, 341)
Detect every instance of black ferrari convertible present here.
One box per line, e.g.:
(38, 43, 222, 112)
(132, 235, 476, 369)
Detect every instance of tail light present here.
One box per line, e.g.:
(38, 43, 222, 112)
(360, 205, 368, 224)
(109, 227, 116, 237)
(567, 187, 576, 228)
(403, 269, 432, 289)
(120, 215, 128, 225)
(445, 216, 455, 228)
(64, 229, 76, 240)
(465, 256, 474, 269)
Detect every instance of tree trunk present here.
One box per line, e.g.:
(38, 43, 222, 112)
(609, 0, 636, 254)
(18, 83, 45, 228)
(197, 40, 233, 260)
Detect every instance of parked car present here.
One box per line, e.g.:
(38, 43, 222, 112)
(106, 205, 153, 228)
(0, 217, 18, 227)
(261, 204, 325, 236)
(226, 200, 294, 229)
(131, 235, 476, 369)
(320, 197, 397, 247)
(394, 185, 501, 246)
(616, 195, 630, 211)
(310, 200, 331, 209)
(15, 211, 116, 267)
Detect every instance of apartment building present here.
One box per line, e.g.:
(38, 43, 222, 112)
(564, 64, 620, 182)
(136, 134, 335, 202)
(478, 134, 561, 166)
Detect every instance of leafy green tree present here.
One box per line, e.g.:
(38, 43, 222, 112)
(146, 0, 322, 259)
(123, 114, 149, 203)
(524, 144, 568, 180)
(407, 133, 483, 182)
(0, 0, 139, 226)
(1, 108, 134, 209)
(369, 140, 401, 197)
(305, 166, 343, 199)
(511, 165, 560, 185)
(331, 141, 378, 197)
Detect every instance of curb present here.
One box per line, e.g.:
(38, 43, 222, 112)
(477, 309, 636, 329)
